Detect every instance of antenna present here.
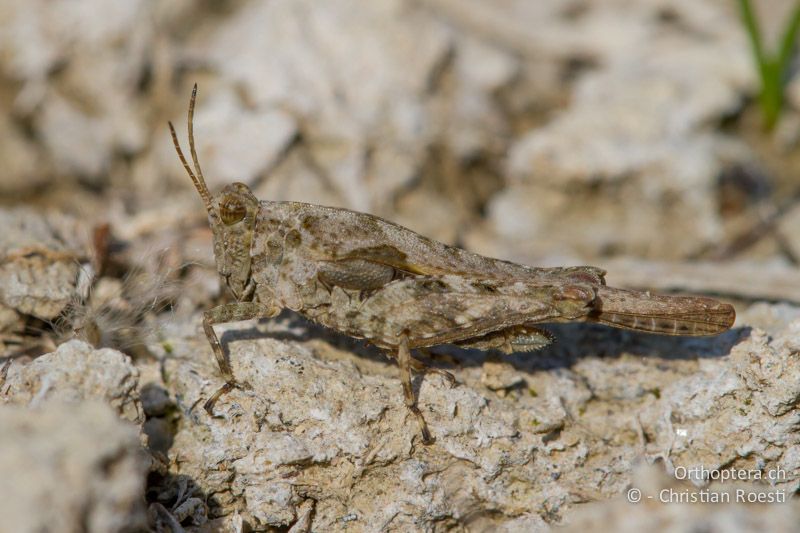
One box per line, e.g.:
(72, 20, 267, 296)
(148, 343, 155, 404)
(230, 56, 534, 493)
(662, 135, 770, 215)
(169, 84, 217, 218)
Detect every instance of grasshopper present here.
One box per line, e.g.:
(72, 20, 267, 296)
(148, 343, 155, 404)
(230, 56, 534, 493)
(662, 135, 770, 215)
(169, 85, 735, 444)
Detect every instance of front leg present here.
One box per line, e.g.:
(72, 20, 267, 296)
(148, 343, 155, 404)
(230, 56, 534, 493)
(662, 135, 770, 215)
(202, 302, 281, 414)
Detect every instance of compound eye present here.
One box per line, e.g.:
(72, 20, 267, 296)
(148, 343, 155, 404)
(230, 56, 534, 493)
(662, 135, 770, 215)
(219, 195, 246, 225)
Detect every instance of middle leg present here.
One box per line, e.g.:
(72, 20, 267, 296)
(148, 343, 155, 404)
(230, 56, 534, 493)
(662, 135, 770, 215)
(397, 333, 434, 445)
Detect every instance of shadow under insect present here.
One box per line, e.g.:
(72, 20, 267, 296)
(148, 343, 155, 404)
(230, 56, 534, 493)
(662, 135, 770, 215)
(217, 309, 749, 378)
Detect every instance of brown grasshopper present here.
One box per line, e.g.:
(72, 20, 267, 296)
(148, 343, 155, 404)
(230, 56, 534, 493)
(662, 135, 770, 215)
(169, 85, 735, 444)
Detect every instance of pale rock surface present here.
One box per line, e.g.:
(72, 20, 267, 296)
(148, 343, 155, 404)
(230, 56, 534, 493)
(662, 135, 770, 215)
(0, 207, 88, 320)
(190, 87, 297, 190)
(155, 304, 800, 530)
(4, 339, 143, 424)
(0, 113, 43, 193)
(162, 318, 587, 530)
(0, 0, 151, 184)
(473, 0, 756, 260)
(638, 322, 800, 490)
(0, 0, 760, 260)
(199, 0, 453, 213)
(0, 401, 148, 533)
(560, 464, 800, 533)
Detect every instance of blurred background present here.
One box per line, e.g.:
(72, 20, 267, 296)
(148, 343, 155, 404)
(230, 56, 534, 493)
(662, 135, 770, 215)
(3, 0, 800, 283)
(2, 0, 800, 530)
(2, 0, 797, 264)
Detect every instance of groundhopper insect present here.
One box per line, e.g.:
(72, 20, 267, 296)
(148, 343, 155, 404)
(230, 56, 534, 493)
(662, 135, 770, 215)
(169, 85, 735, 443)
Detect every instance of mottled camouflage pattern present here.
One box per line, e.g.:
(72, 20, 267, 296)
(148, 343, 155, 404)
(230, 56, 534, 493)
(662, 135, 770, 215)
(169, 86, 735, 444)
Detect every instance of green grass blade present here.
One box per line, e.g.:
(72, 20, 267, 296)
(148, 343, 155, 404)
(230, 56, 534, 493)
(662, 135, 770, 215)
(738, 0, 800, 130)
(738, 0, 767, 69)
(777, 5, 800, 77)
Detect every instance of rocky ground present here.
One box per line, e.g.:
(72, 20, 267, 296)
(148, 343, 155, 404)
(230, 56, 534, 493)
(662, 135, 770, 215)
(3, 1, 800, 531)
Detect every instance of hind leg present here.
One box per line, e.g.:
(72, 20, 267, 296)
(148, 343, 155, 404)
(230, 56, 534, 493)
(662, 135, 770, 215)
(397, 333, 433, 445)
(411, 349, 456, 387)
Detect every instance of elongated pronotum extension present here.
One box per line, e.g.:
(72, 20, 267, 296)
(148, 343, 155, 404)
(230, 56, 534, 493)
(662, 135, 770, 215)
(588, 286, 735, 336)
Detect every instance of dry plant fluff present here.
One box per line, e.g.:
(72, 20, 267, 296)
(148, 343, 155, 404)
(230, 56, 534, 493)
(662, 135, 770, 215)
(55, 259, 180, 355)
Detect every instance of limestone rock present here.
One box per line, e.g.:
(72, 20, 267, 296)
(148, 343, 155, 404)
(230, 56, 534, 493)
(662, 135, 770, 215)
(4, 339, 143, 424)
(639, 321, 800, 491)
(0, 401, 148, 533)
(0, 208, 87, 320)
(474, 0, 755, 260)
(561, 464, 800, 533)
